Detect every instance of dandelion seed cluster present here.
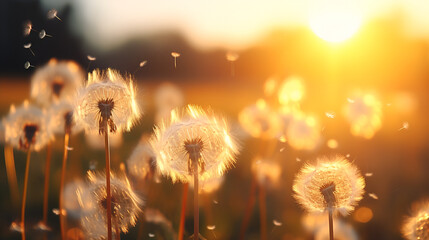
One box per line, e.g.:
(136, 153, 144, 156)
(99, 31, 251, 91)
(31, 59, 84, 106)
(286, 112, 321, 151)
(402, 201, 429, 240)
(251, 158, 282, 189)
(79, 172, 143, 239)
(238, 99, 282, 139)
(150, 105, 239, 182)
(293, 156, 365, 215)
(126, 139, 157, 180)
(75, 69, 140, 134)
(344, 92, 382, 139)
(3, 102, 52, 151)
(48, 101, 81, 135)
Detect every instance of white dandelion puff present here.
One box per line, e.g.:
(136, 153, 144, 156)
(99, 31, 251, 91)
(402, 200, 429, 240)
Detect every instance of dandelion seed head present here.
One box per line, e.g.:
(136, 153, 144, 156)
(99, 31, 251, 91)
(75, 69, 141, 134)
(278, 76, 305, 105)
(402, 201, 429, 240)
(31, 59, 84, 106)
(48, 101, 81, 135)
(344, 92, 382, 139)
(80, 171, 143, 239)
(150, 105, 239, 183)
(286, 112, 321, 151)
(293, 156, 365, 215)
(3, 102, 51, 151)
(127, 136, 157, 181)
(63, 179, 90, 219)
(154, 82, 184, 112)
(238, 100, 282, 139)
(252, 158, 282, 189)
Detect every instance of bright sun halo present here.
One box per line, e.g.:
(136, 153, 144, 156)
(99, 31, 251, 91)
(309, 0, 362, 43)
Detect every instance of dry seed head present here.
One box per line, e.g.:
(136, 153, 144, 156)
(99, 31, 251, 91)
(31, 59, 84, 106)
(238, 99, 282, 139)
(75, 69, 141, 134)
(127, 136, 157, 181)
(293, 156, 365, 215)
(402, 201, 429, 240)
(150, 105, 239, 183)
(3, 102, 52, 151)
(79, 171, 143, 239)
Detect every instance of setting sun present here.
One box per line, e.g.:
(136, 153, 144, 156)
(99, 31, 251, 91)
(309, 0, 362, 43)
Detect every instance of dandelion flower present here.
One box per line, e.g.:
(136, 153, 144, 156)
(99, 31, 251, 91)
(126, 137, 157, 181)
(293, 156, 365, 216)
(402, 200, 429, 240)
(3, 102, 51, 151)
(252, 158, 282, 189)
(31, 59, 84, 106)
(238, 99, 282, 140)
(150, 105, 239, 183)
(75, 69, 141, 134)
(286, 112, 321, 151)
(344, 92, 382, 139)
(79, 171, 143, 239)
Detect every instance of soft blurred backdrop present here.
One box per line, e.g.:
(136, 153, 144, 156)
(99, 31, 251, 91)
(1, 0, 429, 239)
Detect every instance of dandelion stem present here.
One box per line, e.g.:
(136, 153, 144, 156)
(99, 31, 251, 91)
(193, 161, 199, 240)
(328, 209, 334, 240)
(21, 147, 32, 240)
(258, 185, 267, 240)
(104, 121, 113, 240)
(59, 132, 70, 240)
(239, 175, 257, 240)
(4, 145, 20, 211)
(42, 142, 52, 225)
(178, 183, 188, 240)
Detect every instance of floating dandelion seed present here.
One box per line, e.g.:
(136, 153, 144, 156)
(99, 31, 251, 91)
(402, 200, 429, 240)
(296, 157, 302, 162)
(47, 9, 62, 21)
(24, 61, 34, 69)
(365, 173, 373, 177)
(293, 156, 365, 215)
(346, 154, 351, 158)
(344, 92, 382, 139)
(87, 55, 96, 61)
(39, 29, 52, 39)
(150, 105, 239, 183)
(79, 172, 143, 239)
(368, 193, 379, 200)
(278, 76, 305, 106)
(286, 113, 321, 151)
(207, 225, 216, 230)
(171, 52, 180, 69)
(75, 68, 141, 134)
(347, 98, 355, 103)
(273, 220, 282, 226)
(10, 221, 22, 233)
(139, 60, 147, 67)
(34, 221, 52, 232)
(23, 20, 34, 36)
(23, 43, 35, 56)
(280, 147, 285, 152)
(52, 208, 66, 216)
(252, 158, 281, 189)
(293, 156, 364, 240)
(399, 121, 409, 131)
(238, 99, 282, 140)
(325, 112, 335, 119)
(31, 59, 84, 106)
(148, 233, 155, 237)
(226, 51, 239, 77)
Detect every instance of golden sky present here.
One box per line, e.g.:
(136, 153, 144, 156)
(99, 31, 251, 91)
(40, 0, 429, 50)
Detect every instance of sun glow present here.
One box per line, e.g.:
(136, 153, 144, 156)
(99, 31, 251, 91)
(309, 0, 362, 43)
